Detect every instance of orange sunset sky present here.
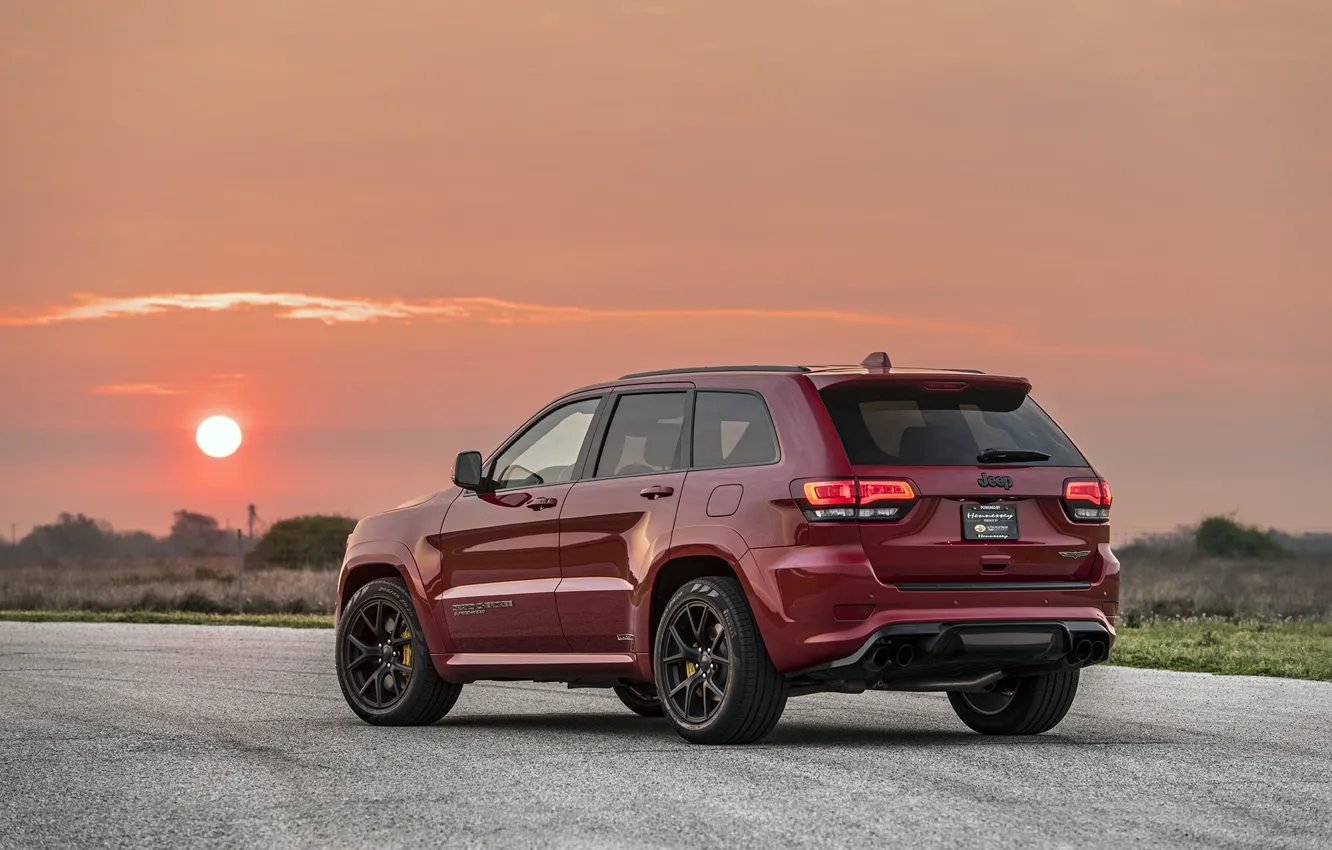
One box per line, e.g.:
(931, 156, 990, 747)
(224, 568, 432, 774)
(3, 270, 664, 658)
(1, 1, 1328, 538)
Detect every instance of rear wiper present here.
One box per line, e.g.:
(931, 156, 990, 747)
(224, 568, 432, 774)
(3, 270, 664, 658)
(977, 448, 1051, 463)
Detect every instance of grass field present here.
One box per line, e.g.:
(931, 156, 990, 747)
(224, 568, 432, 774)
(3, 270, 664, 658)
(3, 609, 1327, 682)
(1109, 619, 1332, 681)
(0, 556, 336, 614)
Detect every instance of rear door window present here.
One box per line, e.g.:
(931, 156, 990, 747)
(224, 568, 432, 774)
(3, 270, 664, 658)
(819, 386, 1087, 467)
(692, 392, 779, 468)
(594, 392, 688, 478)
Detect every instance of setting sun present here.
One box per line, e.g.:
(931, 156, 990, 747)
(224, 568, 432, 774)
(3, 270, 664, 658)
(196, 416, 242, 458)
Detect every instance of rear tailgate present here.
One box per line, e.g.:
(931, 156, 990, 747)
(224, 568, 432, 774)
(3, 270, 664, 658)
(816, 376, 1107, 585)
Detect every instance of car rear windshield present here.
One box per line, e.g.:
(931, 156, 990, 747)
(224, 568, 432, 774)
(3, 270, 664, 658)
(818, 384, 1088, 467)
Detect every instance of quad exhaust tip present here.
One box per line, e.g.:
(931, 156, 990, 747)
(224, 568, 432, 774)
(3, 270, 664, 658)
(864, 642, 915, 673)
(1072, 639, 1108, 665)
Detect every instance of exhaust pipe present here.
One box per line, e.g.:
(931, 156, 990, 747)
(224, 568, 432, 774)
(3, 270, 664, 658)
(864, 645, 893, 674)
(1089, 641, 1107, 663)
(894, 643, 914, 668)
(1074, 639, 1093, 663)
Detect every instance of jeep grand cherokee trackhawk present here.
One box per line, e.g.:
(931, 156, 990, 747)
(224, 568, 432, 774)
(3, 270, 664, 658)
(335, 352, 1118, 744)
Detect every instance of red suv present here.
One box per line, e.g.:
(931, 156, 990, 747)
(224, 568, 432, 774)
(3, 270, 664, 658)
(335, 352, 1118, 744)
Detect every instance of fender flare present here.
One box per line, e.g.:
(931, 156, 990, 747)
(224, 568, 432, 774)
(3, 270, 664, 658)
(340, 541, 453, 654)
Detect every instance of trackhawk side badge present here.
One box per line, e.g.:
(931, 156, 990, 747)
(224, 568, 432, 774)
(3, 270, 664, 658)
(451, 600, 514, 617)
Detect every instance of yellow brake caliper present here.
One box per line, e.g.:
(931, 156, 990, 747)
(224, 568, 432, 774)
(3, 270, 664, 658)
(400, 626, 412, 673)
(685, 643, 702, 697)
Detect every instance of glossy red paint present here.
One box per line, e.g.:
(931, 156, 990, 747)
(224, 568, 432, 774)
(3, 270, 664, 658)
(339, 360, 1119, 688)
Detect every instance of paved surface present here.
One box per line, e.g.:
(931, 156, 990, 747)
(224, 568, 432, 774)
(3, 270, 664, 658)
(0, 623, 1328, 849)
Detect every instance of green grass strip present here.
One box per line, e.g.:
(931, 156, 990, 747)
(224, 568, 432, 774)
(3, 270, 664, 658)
(1110, 619, 1332, 681)
(0, 609, 334, 629)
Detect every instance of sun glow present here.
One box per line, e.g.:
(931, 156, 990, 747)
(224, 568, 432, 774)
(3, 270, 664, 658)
(196, 416, 243, 458)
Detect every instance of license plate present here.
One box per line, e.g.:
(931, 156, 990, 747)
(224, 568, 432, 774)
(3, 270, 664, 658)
(962, 504, 1019, 541)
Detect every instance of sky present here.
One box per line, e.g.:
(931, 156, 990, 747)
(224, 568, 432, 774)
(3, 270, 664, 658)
(1, 0, 1329, 539)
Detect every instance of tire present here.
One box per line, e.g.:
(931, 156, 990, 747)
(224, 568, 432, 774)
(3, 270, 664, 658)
(336, 577, 462, 726)
(613, 684, 664, 717)
(653, 576, 787, 744)
(947, 669, 1080, 735)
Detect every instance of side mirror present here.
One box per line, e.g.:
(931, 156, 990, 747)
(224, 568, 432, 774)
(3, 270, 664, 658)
(452, 450, 485, 491)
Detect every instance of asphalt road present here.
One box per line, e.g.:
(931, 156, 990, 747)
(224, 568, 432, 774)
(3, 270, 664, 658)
(0, 622, 1328, 850)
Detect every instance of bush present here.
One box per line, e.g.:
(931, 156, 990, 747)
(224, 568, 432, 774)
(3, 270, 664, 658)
(1195, 516, 1289, 559)
(247, 515, 357, 570)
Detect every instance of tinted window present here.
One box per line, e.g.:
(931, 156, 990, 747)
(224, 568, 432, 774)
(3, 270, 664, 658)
(820, 386, 1087, 467)
(594, 392, 687, 478)
(692, 392, 779, 468)
(490, 397, 601, 489)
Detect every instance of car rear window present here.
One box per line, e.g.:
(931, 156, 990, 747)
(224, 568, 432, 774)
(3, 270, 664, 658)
(819, 385, 1088, 467)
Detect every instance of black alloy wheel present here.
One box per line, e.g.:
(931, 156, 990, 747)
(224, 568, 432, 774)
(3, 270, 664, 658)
(613, 683, 665, 717)
(956, 678, 1020, 716)
(652, 576, 787, 744)
(336, 578, 462, 725)
(342, 597, 416, 710)
(660, 600, 733, 724)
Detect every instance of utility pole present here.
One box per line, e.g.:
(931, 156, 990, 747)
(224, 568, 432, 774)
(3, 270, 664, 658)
(247, 504, 256, 546)
(236, 529, 245, 614)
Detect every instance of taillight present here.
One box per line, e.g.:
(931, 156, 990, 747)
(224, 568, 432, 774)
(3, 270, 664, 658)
(795, 479, 917, 522)
(1063, 478, 1112, 522)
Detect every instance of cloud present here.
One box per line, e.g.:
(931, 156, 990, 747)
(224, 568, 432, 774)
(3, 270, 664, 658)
(0, 290, 1136, 357)
(92, 383, 179, 397)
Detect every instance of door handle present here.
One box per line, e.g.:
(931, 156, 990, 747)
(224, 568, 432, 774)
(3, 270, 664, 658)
(639, 485, 675, 500)
(526, 497, 558, 511)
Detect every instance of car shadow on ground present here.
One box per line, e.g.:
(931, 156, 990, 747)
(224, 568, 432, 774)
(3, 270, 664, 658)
(427, 712, 1006, 748)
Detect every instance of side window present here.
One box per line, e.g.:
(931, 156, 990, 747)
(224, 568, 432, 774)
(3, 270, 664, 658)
(593, 392, 688, 478)
(692, 392, 779, 468)
(490, 397, 601, 490)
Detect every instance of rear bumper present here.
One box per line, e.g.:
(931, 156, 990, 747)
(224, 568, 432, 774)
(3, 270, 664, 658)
(793, 619, 1113, 692)
(740, 544, 1120, 674)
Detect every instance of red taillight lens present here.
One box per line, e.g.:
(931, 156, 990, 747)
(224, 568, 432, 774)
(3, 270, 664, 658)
(1063, 478, 1112, 521)
(1064, 479, 1111, 506)
(858, 480, 916, 503)
(797, 478, 917, 522)
(803, 480, 857, 505)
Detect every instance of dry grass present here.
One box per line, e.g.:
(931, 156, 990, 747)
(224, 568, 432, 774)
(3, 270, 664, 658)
(1118, 551, 1332, 622)
(3, 551, 1328, 623)
(0, 556, 336, 615)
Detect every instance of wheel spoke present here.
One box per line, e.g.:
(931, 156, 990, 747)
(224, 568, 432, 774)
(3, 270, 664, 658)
(390, 636, 412, 647)
(348, 653, 379, 670)
(347, 634, 373, 654)
(390, 661, 412, 674)
(669, 625, 699, 661)
(690, 606, 707, 645)
(373, 668, 385, 704)
(668, 673, 698, 698)
(704, 677, 725, 700)
(357, 672, 375, 695)
(357, 607, 376, 635)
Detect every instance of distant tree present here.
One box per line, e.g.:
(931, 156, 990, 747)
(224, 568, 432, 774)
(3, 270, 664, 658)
(167, 510, 232, 556)
(1195, 516, 1289, 559)
(248, 515, 357, 570)
(19, 513, 115, 559)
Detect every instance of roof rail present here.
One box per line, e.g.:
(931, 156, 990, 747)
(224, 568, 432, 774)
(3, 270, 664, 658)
(939, 368, 986, 374)
(619, 365, 810, 380)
